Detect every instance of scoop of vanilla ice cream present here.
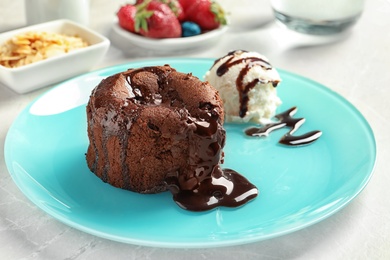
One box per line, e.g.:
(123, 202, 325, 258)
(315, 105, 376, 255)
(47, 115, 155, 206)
(205, 50, 281, 124)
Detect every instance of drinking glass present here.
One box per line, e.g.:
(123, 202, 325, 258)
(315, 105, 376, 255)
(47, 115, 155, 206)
(270, 0, 365, 35)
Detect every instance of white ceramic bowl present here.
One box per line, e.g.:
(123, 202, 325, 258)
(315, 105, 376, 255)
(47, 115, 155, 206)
(111, 21, 228, 53)
(0, 19, 110, 94)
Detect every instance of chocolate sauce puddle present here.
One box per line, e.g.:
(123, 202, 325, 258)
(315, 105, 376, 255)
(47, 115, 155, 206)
(245, 106, 322, 146)
(167, 167, 258, 212)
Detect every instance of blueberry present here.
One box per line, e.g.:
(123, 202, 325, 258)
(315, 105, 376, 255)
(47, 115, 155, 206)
(181, 22, 201, 37)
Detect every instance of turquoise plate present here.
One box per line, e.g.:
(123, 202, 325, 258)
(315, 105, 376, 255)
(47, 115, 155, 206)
(4, 58, 376, 248)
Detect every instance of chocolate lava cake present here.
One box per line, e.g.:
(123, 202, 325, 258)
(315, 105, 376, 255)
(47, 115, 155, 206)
(85, 65, 226, 194)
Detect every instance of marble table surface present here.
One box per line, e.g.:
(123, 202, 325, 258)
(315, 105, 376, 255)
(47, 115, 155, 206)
(1, 0, 389, 259)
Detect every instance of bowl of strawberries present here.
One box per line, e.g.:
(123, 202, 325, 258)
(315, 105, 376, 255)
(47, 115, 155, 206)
(112, 0, 228, 52)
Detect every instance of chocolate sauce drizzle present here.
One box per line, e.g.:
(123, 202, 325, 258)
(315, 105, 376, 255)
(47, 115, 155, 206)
(245, 107, 322, 146)
(165, 103, 258, 211)
(214, 50, 280, 118)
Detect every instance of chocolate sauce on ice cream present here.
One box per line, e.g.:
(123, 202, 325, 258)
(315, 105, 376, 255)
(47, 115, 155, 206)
(205, 50, 282, 124)
(214, 50, 279, 118)
(206, 50, 322, 146)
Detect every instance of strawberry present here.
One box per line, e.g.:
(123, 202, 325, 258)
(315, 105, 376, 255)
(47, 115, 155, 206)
(136, 0, 182, 38)
(117, 4, 137, 32)
(178, 0, 192, 13)
(166, 0, 185, 21)
(136, 0, 185, 21)
(185, 0, 227, 31)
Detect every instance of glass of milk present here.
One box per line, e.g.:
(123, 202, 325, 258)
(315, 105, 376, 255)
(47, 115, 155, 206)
(270, 0, 365, 35)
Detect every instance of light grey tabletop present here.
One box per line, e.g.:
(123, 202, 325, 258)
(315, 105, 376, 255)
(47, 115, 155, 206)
(1, 0, 389, 259)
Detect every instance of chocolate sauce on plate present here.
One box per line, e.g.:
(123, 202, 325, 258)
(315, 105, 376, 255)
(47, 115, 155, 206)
(167, 168, 258, 211)
(245, 106, 322, 146)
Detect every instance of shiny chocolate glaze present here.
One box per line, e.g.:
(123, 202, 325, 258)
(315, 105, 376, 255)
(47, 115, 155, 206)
(167, 168, 258, 211)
